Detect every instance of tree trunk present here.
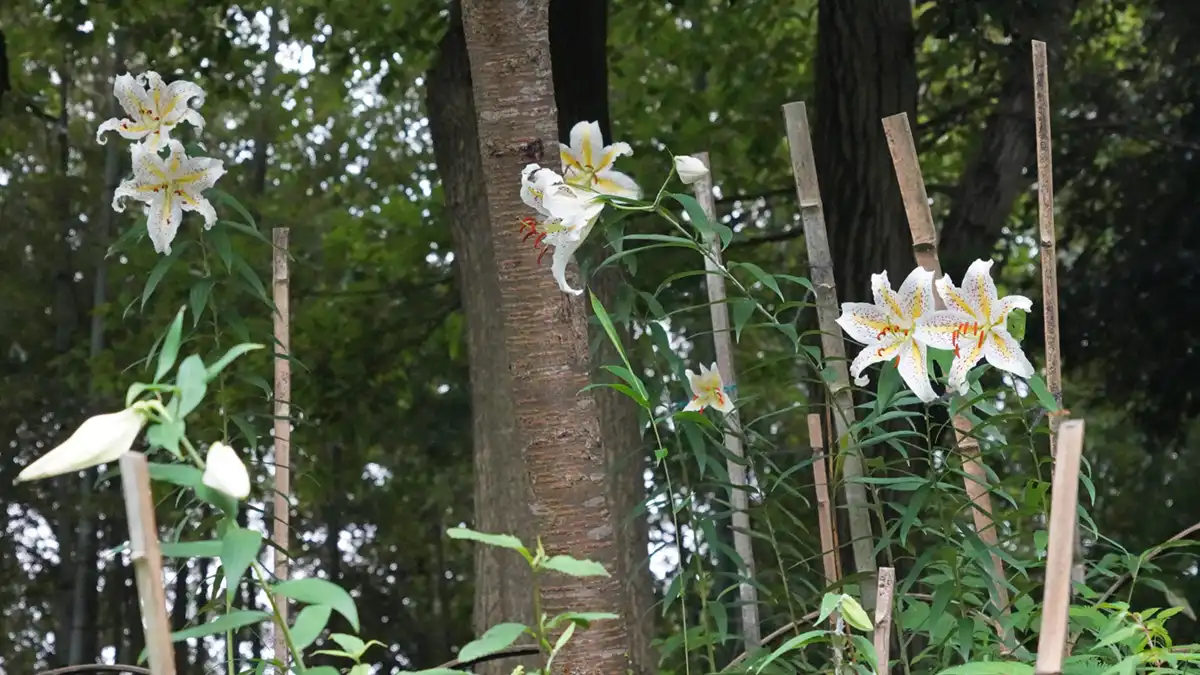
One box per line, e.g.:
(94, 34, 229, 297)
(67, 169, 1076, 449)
(457, 1, 632, 673)
(814, 0, 918, 303)
(550, 1, 655, 671)
(426, 6, 536, 674)
(939, 0, 1076, 272)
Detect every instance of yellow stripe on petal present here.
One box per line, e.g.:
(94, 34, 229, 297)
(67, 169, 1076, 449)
(560, 147, 583, 173)
(579, 125, 594, 168)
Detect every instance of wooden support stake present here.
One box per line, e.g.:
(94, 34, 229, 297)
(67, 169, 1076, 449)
(691, 151, 761, 649)
(1035, 420, 1085, 675)
(874, 567, 895, 675)
(808, 414, 841, 590)
(1032, 40, 1065, 459)
(1032, 40, 1085, 596)
(272, 227, 292, 669)
(782, 101, 879, 610)
(120, 452, 176, 675)
(881, 112, 1011, 620)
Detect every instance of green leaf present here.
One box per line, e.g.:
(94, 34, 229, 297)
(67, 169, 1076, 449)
(348, 665, 371, 675)
(209, 225, 234, 272)
(539, 555, 610, 578)
(935, 664, 1034, 675)
(730, 298, 756, 342)
(213, 189, 258, 229)
(160, 540, 223, 558)
(587, 291, 647, 401)
(305, 667, 343, 675)
(456, 622, 528, 663)
(667, 193, 714, 240)
(776, 274, 814, 292)
(147, 463, 203, 488)
(546, 612, 620, 630)
(817, 592, 842, 624)
(756, 630, 828, 672)
(156, 307, 187, 383)
(175, 355, 208, 418)
(170, 610, 270, 643)
(839, 595, 873, 632)
(546, 621, 576, 671)
(733, 261, 784, 300)
(233, 256, 270, 304)
(189, 279, 216, 328)
(145, 417, 186, 460)
(329, 633, 368, 659)
(141, 244, 188, 311)
(272, 578, 361, 632)
(1007, 309, 1026, 341)
(399, 670, 469, 675)
(206, 343, 265, 381)
(446, 527, 530, 561)
(1028, 374, 1060, 412)
(220, 527, 263, 603)
(290, 604, 333, 652)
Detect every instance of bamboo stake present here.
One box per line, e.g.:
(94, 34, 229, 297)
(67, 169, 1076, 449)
(782, 101, 879, 610)
(874, 567, 895, 675)
(691, 151, 762, 650)
(1034, 420, 1085, 675)
(119, 452, 176, 675)
(808, 413, 841, 590)
(1032, 40, 1065, 459)
(272, 227, 292, 669)
(881, 112, 1011, 619)
(1031, 40, 1085, 597)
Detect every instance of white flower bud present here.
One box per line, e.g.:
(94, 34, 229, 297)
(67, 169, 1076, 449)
(201, 442, 251, 500)
(16, 407, 148, 483)
(673, 155, 710, 185)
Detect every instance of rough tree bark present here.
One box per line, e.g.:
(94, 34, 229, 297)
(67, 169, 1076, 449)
(428, 1, 652, 673)
(814, 0, 918, 303)
(454, 0, 633, 672)
(426, 6, 536, 673)
(550, 1, 655, 670)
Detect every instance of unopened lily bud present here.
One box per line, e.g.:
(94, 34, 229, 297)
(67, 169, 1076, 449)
(673, 155, 709, 185)
(201, 442, 251, 500)
(16, 405, 150, 483)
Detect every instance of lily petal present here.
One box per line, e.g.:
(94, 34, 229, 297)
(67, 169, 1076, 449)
(95, 117, 154, 144)
(991, 294, 1033, 326)
(836, 302, 893, 345)
(570, 121, 604, 170)
(145, 191, 184, 255)
(947, 330, 987, 395)
(934, 274, 979, 321)
(961, 259, 998, 322)
(595, 141, 633, 173)
(897, 339, 938, 403)
(113, 72, 151, 125)
(913, 310, 976, 352)
(984, 328, 1035, 379)
(160, 79, 206, 127)
(871, 271, 906, 322)
(898, 267, 937, 322)
(592, 169, 641, 199)
(712, 388, 734, 414)
(550, 233, 587, 295)
(849, 338, 903, 386)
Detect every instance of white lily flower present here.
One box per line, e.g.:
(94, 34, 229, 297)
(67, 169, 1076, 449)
(201, 442, 251, 500)
(914, 259, 1035, 395)
(673, 155, 710, 185)
(15, 405, 151, 483)
(836, 268, 939, 403)
(560, 121, 641, 199)
(112, 140, 226, 255)
(518, 163, 607, 294)
(96, 71, 206, 151)
(683, 363, 734, 414)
